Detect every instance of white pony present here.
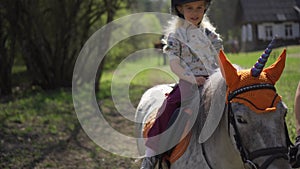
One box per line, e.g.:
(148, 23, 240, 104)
(136, 46, 292, 169)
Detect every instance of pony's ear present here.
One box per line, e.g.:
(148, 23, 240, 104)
(219, 50, 239, 86)
(263, 49, 286, 84)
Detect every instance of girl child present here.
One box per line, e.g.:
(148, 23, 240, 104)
(140, 0, 223, 168)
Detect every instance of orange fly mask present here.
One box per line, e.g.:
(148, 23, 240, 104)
(219, 39, 286, 113)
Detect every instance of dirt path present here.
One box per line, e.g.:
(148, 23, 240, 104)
(0, 95, 141, 169)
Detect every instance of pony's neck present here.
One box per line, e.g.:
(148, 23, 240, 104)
(199, 111, 244, 169)
(196, 71, 244, 169)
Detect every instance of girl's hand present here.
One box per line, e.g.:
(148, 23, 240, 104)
(185, 76, 206, 86)
(195, 76, 206, 86)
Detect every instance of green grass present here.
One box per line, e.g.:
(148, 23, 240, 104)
(226, 45, 299, 68)
(0, 89, 78, 168)
(99, 54, 176, 102)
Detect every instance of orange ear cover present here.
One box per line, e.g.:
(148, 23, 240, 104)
(219, 50, 239, 88)
(263, 49, 286, 84)
(220, 49, 286, 113)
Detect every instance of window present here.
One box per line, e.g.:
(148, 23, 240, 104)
(265, 26, 273, 40)
(285, 24, 293, 38)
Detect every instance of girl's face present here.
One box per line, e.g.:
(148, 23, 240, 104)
(177, 1, 206, 26)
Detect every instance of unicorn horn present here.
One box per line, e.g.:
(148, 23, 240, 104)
(251, 37, 277, 77)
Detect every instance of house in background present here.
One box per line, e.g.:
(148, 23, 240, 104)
(237, 0, 300, 51)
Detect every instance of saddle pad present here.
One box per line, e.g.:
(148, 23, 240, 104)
(143, 110, 192, 163)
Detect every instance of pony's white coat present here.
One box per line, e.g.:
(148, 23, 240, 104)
(135, 70, 291, 169)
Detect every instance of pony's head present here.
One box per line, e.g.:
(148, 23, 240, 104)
(217, 40, 291, 169)
(219, 39, 286, 113)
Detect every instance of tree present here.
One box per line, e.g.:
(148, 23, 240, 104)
(0, 0, 19, 97)
(0, 0, 134, 93)
(208, 0, 240, 40)
(95, 0, 134, 92)
(13, 0, 109, 90)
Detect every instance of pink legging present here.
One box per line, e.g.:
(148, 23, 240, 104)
(145, 79, 198, 151)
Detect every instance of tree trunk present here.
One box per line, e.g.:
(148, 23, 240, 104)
(95, 0, 117, 92)
(16, 0, 105, 90)
(0, 0, 134, 94)
(0, 0, 18, 97)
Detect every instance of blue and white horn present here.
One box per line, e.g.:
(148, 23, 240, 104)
(251, 37, 277, 77)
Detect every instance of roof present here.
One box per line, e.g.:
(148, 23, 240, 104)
(239, 0, 300, 23)
(295, 0, 300, 14)
(296, 0, 300, 7)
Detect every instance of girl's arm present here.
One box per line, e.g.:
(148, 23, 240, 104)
(170, 58, 206, 85)
(170, 58, 194, 83)
(170, 59, 206, 86)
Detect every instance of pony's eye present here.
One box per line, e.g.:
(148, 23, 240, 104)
(236, 116, 248, 124)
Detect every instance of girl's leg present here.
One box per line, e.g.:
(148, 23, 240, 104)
(141, 81, 198, 169)
(145, 80, 197, 151)
(145, 85, 181, 151)
(140, 85, 181, 169)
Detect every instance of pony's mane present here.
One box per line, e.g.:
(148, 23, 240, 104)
(203, 65, 242, 109)
(194, 66, 242, 137)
